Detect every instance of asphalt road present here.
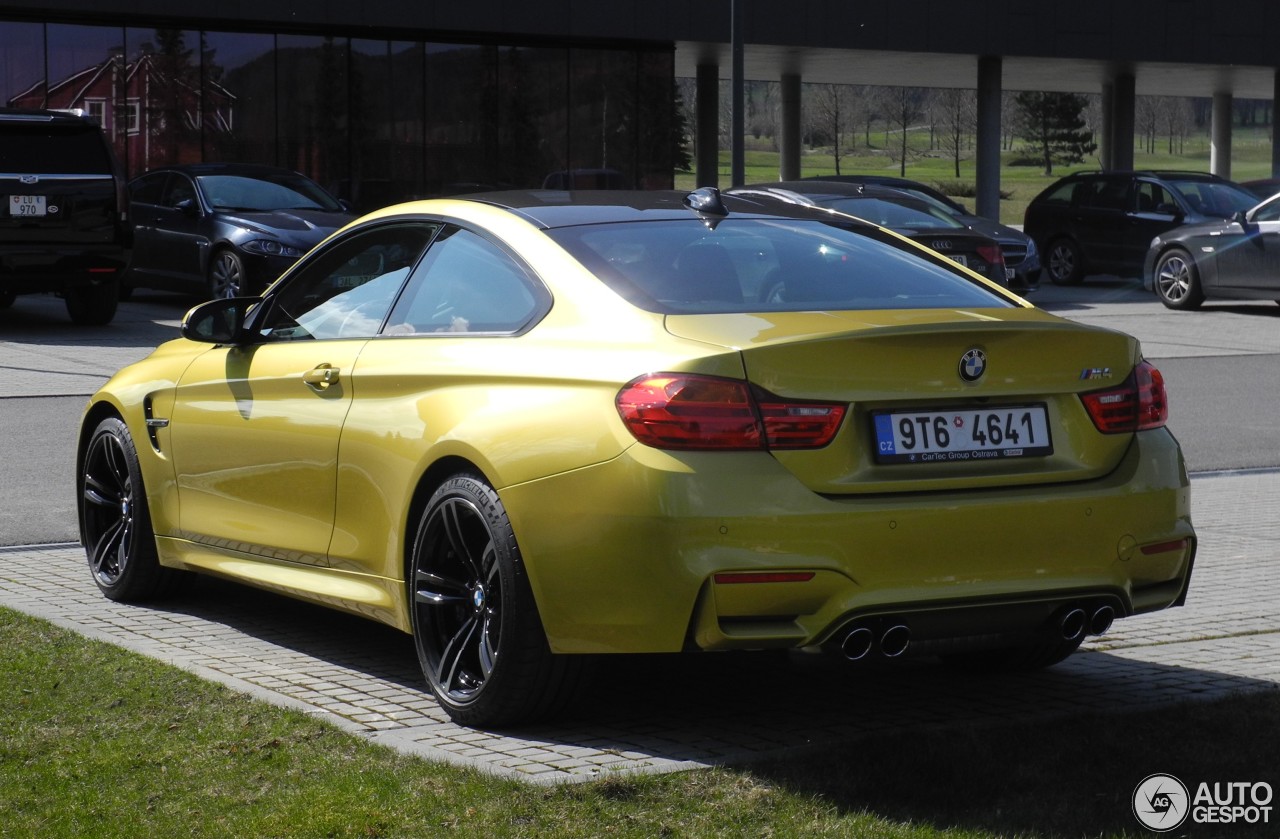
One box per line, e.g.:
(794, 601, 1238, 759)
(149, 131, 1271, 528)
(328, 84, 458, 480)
(2, 279, 1277, 547)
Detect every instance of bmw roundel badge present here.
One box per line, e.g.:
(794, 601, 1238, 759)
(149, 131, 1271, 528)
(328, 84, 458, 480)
(959, 348, 986, 382)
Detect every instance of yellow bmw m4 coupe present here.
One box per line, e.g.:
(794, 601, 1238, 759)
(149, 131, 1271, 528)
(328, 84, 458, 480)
(77, 188, 1195, 726)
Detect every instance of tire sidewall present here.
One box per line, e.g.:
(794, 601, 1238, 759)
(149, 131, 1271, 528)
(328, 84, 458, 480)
(410, 474, 536, 722)
(82, 416, 160, 600)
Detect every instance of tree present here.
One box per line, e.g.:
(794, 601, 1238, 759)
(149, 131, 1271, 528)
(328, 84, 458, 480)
(879, 86, 927, 176)
(810, 83, 853, 174)
(936, 88, 976, 177)
(1013, 91, 1097, 175)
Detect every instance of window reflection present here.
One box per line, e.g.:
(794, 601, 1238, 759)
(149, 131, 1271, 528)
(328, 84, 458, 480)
(203, 31, 274, 166)
(0, 22, 44, 110)
(125, 28, 203, 172)
(0, 21, 677, 199)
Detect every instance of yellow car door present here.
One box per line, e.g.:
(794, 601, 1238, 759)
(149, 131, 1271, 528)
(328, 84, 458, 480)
(168, 221, 440, 565)
(169, 339, 365, 563)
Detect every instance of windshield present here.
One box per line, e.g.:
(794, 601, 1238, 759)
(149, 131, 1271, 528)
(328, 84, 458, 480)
(197, 173, 344, 213)
(1167, 179, 1258, 218)
(547, 218, 1013, 315)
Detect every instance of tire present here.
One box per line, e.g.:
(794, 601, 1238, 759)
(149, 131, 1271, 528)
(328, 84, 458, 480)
(208, 249, 246, 299)
(1153, 248, 1204, 310)
(80, 416, 184, 602)
(409, 473, 585, 727)
(64, 279, 120, 325)
(1045, 238, 1085, 285)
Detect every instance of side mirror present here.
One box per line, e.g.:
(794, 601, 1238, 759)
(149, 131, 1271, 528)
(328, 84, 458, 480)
(181, 297, 257, 344)
(1233, 210, 1249, 225)
(174, 197, 200, 218)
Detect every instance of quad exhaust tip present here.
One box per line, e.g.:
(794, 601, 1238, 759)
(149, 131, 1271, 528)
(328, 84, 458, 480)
(1058, 603, 1117, 640)
(836, 622, 912, 661)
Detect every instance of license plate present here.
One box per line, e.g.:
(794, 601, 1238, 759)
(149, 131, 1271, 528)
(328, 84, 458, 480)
(1005, 267, 1016, 280)
(947, 254, 967, 268)
(873, 404, 1053, 464)
(9, 195, 46, 217)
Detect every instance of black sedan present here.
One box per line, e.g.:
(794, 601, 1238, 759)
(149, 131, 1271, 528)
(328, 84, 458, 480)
(733, 181, 1011, 291)
(802, 174, 1040, 290)
(126, 163, 355, 299)
(1145, 192, 1280, 309)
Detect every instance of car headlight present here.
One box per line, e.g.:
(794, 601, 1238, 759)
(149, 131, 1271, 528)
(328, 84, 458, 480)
(1024, 236, 1038, 257)
(242, 239, 305, 258)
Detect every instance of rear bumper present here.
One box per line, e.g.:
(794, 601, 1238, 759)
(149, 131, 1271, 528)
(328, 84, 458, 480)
(0, 243, 128, 292)
(501, 428, 1194, 654)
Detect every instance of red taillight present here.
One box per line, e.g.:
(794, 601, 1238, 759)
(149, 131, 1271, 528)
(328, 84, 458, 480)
(616, 374, 846, 451)
(976, 243, 1005, 268)
(1079, 361, 1168, 433)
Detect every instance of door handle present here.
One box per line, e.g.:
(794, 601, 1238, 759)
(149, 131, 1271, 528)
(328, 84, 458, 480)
(303, 363, 340, 389)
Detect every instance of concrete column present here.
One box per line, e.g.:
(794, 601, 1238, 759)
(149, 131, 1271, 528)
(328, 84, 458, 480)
(1273, 71, 1280, 177)
(1099, 82, 1114, 170)
(1211, 92, 1233, 179)
(1110, 73, 1135, 171)
(974, 55, 1002, 221)
(779, 73, 801, 181)
(696, 63, 720, 188)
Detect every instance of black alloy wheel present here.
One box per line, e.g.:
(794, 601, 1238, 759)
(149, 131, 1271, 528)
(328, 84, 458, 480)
(1045, 238, 1085, 285)
(1153, 248, 1205, 310)
(80, 417, 182, 601)
(410, 473, 584, 727)
(208, 249, 245, 299)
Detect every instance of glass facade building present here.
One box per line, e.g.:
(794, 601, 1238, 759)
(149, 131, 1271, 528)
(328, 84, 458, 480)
(0, 21, 678, 210)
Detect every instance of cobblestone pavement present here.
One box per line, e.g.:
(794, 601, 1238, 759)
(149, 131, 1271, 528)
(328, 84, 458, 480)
(1, 470, 1276, 783)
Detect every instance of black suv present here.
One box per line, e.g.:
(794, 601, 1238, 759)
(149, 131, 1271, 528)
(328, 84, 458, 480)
(1022, 170, 1258, 284)
(0, 108, 130, 324)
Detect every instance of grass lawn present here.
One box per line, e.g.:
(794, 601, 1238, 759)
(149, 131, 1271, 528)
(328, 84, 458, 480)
(3, 606, 1277, 838)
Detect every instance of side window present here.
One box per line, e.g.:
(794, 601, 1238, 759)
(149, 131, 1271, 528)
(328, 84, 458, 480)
(259, 222, 438, 341)
(1254, 199, 1280, 223)
(129, 172, 167, 205)
(384, 226, 544, 335)
(161, 174, 196, 210)
(1079, 178, 1128, 211)
(1133, 182, 1173, 213)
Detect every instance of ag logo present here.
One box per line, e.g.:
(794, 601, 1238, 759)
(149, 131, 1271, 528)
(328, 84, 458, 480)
(1133, 774, 1190, 832)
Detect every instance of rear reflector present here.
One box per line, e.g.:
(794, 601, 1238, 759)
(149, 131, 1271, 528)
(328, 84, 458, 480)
(1079, 360, 1167, 433)
(616, 373, 845, 451)
(1140, 538, 1190, 556)
(713, 572, 816, 584)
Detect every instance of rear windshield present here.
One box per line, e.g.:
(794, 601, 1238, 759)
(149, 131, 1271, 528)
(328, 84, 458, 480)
(814, 197, 964, 230)
(547, 218, 1014, 314)
(0, 124, 112, 174)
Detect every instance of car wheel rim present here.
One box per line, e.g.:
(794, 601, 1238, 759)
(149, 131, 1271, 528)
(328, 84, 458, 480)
(82, 430, 135, 587)
(1049, 246, 1074, 281)
(211, 254, 241, 298)
(1157, 256, 1191, 301)
(412, 497, 502, 704)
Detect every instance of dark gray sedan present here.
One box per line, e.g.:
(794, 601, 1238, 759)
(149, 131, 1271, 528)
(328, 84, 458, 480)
(126, 163, 354, 299)
(1145, 192, 1280, 309)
